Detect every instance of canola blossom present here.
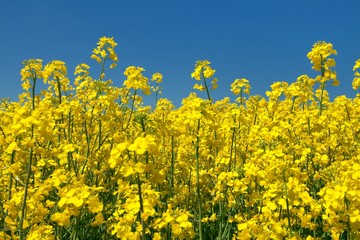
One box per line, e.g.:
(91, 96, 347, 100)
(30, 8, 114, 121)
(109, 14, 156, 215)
(0, 37, 360, 239)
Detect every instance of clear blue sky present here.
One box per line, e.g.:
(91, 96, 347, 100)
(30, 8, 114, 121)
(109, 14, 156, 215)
(1, 1, 360, 107)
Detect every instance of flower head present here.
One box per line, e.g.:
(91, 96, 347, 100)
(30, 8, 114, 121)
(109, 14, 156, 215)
(307, 41, 337, 71)
(91, 36, 118, 65)
(231, 78, 250, 95)
(191, 60, 215, 80)
(123, 66, 150, 95)
(151, 72, 163, 83)
(352, 59, 360, 90)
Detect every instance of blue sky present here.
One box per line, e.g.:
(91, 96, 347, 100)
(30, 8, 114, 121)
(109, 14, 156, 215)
(1, 1, 360, 107)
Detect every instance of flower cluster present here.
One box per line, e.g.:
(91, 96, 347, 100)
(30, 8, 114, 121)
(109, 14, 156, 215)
(191, 60, 217, 101)
(352, 59, 360, 90)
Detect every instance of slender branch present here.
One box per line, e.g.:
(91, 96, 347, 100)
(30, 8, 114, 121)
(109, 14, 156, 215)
(195, 119, 203, 240)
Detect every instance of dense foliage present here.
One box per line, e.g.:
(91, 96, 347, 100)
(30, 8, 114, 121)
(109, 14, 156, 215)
(1, 37, 360, 239)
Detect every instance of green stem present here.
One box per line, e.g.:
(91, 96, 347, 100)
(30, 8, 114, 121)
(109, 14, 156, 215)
(155, 82, 159, 106)
(282, 170, 292, 234)
(7, 151, 15, 201)
(170, 135, 175, 198)
(195, 119, 203, 240)
(6, 151, 16, 232)
(55, 76, 62, 104)
(100, 58, 106, 79)
(95, 119, 102, 186)
(202, 74, 211, 102)
(140, 117, 150, 179)
(19, 130, 34, 239)
(124, 90, 137, 130)
(319, 55, 325, 116)
(290, 96, 296, 113)
(229, 127, 236, 171)
(81, 120, 90, 175)
(240, 88, 243, 105)
(319, 82, 325, 116)
(137, 172, 146, 240)
(19, 76, 37, 239)
(219, 200, 223, 239)
(31, 77, 36, 111)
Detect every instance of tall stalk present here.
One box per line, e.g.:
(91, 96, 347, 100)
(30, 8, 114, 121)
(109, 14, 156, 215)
(170, 135, 175, 198)
(282, 170, 292, 235)
(202, 74, 211, 102)
(229, 127, 236, 171)
(124, 90, 137, 130)
(195, 119, 203, 240)
(19, 74, 37, 239)
(55, 76, 62, 104)
(318, 56, 326, 116)
(137, 171, 146, 240)
(6, 151, 15, 198)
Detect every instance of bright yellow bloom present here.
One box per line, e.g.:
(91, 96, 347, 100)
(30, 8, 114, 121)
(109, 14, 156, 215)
(123, 66, 150, 94)
(74, 63, 90, 76)
(231, 78, 250, 95)
(353, 59, 360, 71)
(87, 196, 104, 213)
(191, 60, 215, 80)
(50, 212, 71, 226)
(193, 83, 205, 91)
(307, 41, 337, 71)
(91, 36, 118, 63)
(211, 78, 218, 90)
(20, 59, 43, 91)
(128, 135, 158, 155)
(27, 225, 54, 240)
(91, 213, 105, 226)
(151, 72, 163, 83)
(20, 59, 43, 81)
(42, 60, 67, 84)
(353, 59, 360, 90)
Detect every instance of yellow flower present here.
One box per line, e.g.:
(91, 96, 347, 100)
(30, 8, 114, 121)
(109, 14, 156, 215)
(152, 233, 162, 240)
(352, 59, 360, 90)
(27, 225, 54, 240)
(50, 212, 71, 226)
(20, 59, 43, 81)
(109, 142, 129, 166)
(353, 59, 360, 71)
(231, 78, 250, 95)
(42, 60, 67, 84)
(91, 213, 105, 226)
(211, 78, 218, 90)
(92, 36, 118, 63)
(193, 83, 205, 91)
(87, 196, 104, 213)
(191, 60, 215, 80)
(123, 66, 150, 94)
(307, 41, 337, 71)
(151, 72, 163, 83)
(128, 135, 158, 155)
(74, 63, 90, 76)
